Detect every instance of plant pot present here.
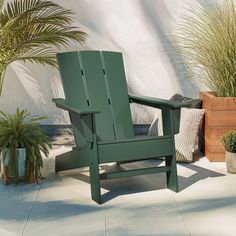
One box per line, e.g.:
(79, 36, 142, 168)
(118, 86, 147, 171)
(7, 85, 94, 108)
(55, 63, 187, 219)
(1, 148, 26, 183)
(225, 151, 236, 173)
(199, 91, 236, 161)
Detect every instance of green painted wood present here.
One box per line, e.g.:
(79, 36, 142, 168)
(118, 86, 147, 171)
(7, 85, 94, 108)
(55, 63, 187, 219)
(129, 94, 185, 134)
(98, 137, 173, 163)
(165, 156, 178, 192)
(54, 50, 180, 203)
(162, 107, 180, 135)
(99, 134, 172, 145)
(56, 52, 88, 107)
(55, 146, 91, 172)
(129, 94, 192, 109)
(70, 113, 93, 147)
(79, 51, 116, 141)
(101, 51, 134, 139)
(165, 109, 178, 192)
(89, 134, 101, 204)
(53, 98, 100, 147)
(172, 110, 180, 134)
(162, 108, 172, 135)
(56, 52, 95, 147)
(100, 166, 171, 180)
(52, 98, 100, 115)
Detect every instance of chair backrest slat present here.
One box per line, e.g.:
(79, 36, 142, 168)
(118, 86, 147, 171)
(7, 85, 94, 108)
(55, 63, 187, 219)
(56, 52, 87, 107)
(79, 51, 115, 141)
(101, 51, 134, 139)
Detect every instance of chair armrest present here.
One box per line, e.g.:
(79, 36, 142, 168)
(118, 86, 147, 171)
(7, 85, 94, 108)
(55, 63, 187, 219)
(129, 94, 192, 109)
(52, 98, 100, 115)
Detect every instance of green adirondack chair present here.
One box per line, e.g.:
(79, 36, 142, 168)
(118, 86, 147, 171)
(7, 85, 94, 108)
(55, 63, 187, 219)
(52, 51, 191, 204)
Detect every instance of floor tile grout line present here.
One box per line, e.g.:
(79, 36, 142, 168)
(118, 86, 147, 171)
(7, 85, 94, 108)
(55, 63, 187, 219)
(20, 184, 41, 236)
(104, 205, 107, 236)
(173, 198, 191, 236)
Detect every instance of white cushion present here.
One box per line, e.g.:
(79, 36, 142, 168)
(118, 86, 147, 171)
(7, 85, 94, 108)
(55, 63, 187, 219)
(175, 108, 205, 162)
(148, 109, 162, 136)
(148, 108, 205, 162)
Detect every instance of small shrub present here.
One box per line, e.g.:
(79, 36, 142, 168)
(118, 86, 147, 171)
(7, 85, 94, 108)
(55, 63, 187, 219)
(221, 131, 236, 153)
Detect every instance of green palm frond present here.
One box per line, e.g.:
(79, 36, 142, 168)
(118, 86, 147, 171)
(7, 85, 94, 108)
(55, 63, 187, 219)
(18, 57, 56, 66)
(0, 0, 3, 11)
(0, 0, 87, 95)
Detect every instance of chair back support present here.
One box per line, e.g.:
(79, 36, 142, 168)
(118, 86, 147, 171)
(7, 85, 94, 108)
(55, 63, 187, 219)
(57, 51, 134, 142)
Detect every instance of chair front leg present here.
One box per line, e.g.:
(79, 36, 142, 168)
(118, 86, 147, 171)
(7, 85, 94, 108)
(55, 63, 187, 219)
(165, 155, 178, 192)
(164, 109, 178, 192)
(89, 134, 102, 204)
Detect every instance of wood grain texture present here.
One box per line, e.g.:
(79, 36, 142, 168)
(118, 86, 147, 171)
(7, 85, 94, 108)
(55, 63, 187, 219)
(205, 150, 226, 162)
(200, 92, 236, 110)
(205, 110, 236, 127)
(200, 91, 236, 162)
(205, 140, 225, 152)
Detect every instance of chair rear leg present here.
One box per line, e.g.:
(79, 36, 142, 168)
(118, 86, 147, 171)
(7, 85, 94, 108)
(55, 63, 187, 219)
(165, 155, 178, 192)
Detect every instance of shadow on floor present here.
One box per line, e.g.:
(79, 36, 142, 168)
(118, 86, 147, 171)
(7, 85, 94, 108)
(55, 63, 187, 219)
(177, 163, 225, 191)
(64, 158, 225, 203)
(0, 160, 228, 222)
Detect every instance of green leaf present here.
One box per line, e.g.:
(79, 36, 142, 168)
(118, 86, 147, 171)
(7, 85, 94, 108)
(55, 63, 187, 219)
(0, 0, 87, 95)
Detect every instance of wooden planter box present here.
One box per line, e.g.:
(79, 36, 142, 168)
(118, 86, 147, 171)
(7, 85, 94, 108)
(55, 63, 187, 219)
(199, 92, 236, 161)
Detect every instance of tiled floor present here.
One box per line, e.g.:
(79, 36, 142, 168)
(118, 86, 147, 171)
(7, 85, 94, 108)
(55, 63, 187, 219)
(0, 144, 236, 236)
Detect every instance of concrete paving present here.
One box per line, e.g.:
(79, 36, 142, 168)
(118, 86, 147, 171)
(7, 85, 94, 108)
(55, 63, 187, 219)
(0, 144, 236, 236)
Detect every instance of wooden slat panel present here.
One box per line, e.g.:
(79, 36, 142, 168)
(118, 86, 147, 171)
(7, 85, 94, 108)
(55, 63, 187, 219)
(205, 126, 236, 140)
(56, 52, 91, 146)
(100, 166, 171, 180)
(98, 137, 173, 163)
(101, 51, 134, 139)
(99, 134, 172, 144)
(70, 113, 93, 147)
(205, 137, 222, 147)
(56, 52, 88, 107)
(205, 141, 225, 153)
(205, 150, 225, 162)
(205, 126, 236, 153)
(200, 92, 236, 111)
(79, 51, 115, 141)
(205, 110, 236, 127)
(200, 91, 236, 161)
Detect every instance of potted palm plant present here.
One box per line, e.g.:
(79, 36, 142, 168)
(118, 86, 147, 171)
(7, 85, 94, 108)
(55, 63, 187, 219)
(0, 108, 51, 184)
(0, 0, 87, 95)
(221, 131, 236, 173)
(0, 0, 87, 178)
(177, 0, 236, 161)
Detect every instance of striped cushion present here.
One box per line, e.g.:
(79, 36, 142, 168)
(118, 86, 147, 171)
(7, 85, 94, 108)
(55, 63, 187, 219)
(175, 108, 205, 162)
(148, 107, 205, 162)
